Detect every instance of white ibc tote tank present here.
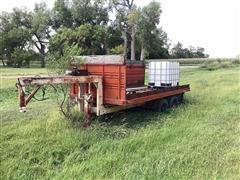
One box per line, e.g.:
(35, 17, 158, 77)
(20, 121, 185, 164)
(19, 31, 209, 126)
(148, 61, 179, 87)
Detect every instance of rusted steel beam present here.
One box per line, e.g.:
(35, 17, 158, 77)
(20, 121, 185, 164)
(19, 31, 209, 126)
(16, 75, 103, 127)
(25, 86, 42, 105)
(18, 76, 102, 86)
(18, 85, 26, 112)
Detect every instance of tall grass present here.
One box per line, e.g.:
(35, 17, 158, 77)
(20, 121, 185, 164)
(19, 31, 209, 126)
(1, 67, 240, 179)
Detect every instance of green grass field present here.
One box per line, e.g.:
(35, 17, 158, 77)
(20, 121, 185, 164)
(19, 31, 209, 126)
(1, 67, 240, 179)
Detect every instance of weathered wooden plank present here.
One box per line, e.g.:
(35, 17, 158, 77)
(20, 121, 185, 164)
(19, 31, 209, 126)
(73, 55, 125, 64)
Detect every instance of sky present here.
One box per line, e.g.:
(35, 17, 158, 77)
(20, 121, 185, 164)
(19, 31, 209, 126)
(0, 0, 239, 58)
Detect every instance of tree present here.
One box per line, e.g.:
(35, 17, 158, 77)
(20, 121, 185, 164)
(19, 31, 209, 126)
(0, 10, 31, 67)
(0, 31, 8, 66)
(138, 1, 161, 60)
(11, 48, 39, 68)
(3, 4, 51, 67)
(114, 8, 128, 59)
(171, 42, 209, 58)
(128, 7, 140, 61)
(195, 47, 209, 58)
(106, 25, 123, 54)
(147, 28, 170, 59)
(111, 0, 136, 60)
(30, 2, 51, 67)
(171, 42, 185, 58)
(48, 24, 108, 56)
(71, 0, 109, 26)
(0, 4, 52, 68)
(51, 0, 73, 30)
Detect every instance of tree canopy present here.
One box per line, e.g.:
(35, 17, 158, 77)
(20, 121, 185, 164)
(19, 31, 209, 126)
(171, 42, 209, 58)
(0, 0, 209, 68)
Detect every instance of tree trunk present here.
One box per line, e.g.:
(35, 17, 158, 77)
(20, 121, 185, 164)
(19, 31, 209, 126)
(130, 27, 136, 61)
(140, 46, 145, 61)
(106, 48, 110, 55)
(33, 34, 46, 68)
(104, 37, 110, 55)
(39, 46, 45, 68)
(1, 57, 6, 67)
(40, 54, 45, 68)
(122, 29, 128, 60)
(91, 50, 96, 55)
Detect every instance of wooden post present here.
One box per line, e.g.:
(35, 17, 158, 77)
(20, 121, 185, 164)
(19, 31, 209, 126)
(96, 78, 103, 116)
(78, 83, 85, 113)
(18, 86, 26, 112)
(83, 83, 92, 127)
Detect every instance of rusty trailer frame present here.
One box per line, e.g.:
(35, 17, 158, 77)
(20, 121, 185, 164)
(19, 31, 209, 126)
(16, 75, 190, 126)
(16, 75, 103, 126)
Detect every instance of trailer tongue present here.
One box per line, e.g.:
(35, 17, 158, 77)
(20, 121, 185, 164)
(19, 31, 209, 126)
(16, 75, 103, 126)
(16, 55, 190, 126)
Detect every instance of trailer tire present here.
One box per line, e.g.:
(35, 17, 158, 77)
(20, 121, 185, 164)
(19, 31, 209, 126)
(177, 93, 184, 104)
(169, 96, 178, 108)
(142, 101, 155, 110)
(157, 99, 168, 112)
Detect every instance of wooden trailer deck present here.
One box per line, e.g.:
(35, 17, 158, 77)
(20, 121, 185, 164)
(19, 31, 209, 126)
(126, 85, 190, 104)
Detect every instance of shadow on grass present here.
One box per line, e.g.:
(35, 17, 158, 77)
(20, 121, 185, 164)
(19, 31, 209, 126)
(95, 107, 162, 129)
(94, 95, 197, 127)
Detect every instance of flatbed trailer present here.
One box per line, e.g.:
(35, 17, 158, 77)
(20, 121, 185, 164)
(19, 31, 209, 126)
(16, 75, 189, 126)
(16, 55, 190, 126)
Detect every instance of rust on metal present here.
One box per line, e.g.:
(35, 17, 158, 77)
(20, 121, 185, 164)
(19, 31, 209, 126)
(126, 85, 190, 100)
(18, 75, 102, 86)
(126, 85, 190, 105)
(25, 86, 42, 104)
(17, 83, 26, 112)
(16, 75, 103, 126)
(75, 63, 145, 105)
